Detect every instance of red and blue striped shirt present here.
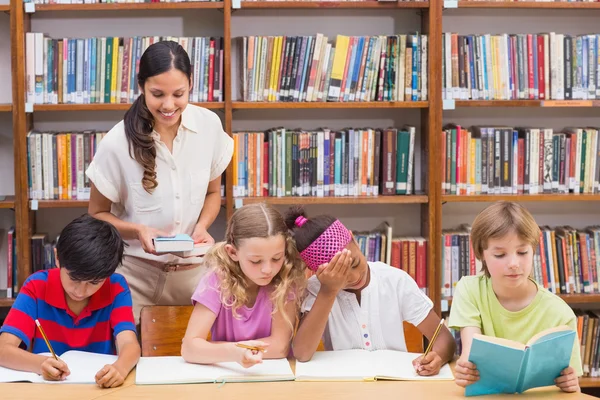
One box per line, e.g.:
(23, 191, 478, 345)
(0, 268, 136, 355)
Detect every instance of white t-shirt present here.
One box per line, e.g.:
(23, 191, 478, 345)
(86, 104, 233, 263)
(302, 262, 433, 351)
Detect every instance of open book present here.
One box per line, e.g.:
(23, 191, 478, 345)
(466, 325, 576, 396)
(295, 349, 454, 381)
(135, 356, 295, 385)
(0, 350, 117, 384)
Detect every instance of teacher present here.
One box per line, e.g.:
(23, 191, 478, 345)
(86, 40, 233, 324)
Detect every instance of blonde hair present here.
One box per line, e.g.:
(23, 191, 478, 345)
(471, 201, 541, 277)
(203, 203, 306, 333)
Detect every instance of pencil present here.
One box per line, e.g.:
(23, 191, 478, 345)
(235, 343, 267, 353)
(35, 319, 58, 361)
(423, 318, 445, 357)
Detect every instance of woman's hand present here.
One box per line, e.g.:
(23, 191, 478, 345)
(192, 225, 215, 245)
(136, 225, 171, 255)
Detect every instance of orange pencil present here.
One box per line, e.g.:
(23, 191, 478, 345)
(35, 319, 58, 361)
(423, 318, 445, 357)
(235, 343, 267, 353)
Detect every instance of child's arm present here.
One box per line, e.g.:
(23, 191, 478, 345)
(0, 332, 70, 381)
(181, 303, 266, 368)
(95, 330, 140, 388)
(454, 326, 481, 387)
(292, 250, 353, 362)
(254, 300, 297, 359)
(412, 310, 456, 376)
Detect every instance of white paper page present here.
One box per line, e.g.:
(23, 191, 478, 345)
(0, 366, 41, 383)
(373, 350, 454, 381)
(136, 356, 294, 385)
(50, 351, 118, 384)
(295, 350, 375, 381)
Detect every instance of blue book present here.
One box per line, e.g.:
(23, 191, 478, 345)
(153, 234, 194, 253)
(466, 326, 575, 397)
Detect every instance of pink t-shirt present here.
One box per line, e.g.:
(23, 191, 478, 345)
(191, 271, 273, 342)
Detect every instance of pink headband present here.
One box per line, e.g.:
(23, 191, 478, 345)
(299, 220, 352, 271)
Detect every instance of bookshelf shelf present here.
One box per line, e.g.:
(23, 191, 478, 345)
(454, 100, 600, 108)
(0, 5, 9, 12)
(30, 198, 227, 209)
(0, 196, 15, 209)
(239, 1, 429, 9)
(0, 104, 12, 112)
(232, 101, 429, 109)
(32, 102, 224, 112)
(446, 294, 600, 307)
(455, 1, 600, 9)
(0, 298, 15, 307)
(442, 194, 600, 203)
(34, 2, 225, 11)
(581, 377, 600, 388)
(239, 195, 429, 205)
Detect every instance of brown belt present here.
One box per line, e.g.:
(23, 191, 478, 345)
(126, 256, 202, 273)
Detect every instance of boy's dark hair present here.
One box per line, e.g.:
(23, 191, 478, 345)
(284, 206, 336, 252)
(56, 214, 126, 282)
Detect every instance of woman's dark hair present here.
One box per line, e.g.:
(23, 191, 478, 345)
(284, 206, 336, 252)
(124, 40, 192, 193)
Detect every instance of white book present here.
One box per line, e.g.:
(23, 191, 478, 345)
(0, 351, 117, 384)
(295, 350, 454, 382)
(135, 356, 294, 385)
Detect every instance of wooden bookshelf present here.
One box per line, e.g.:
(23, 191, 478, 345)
(581, 377, 600, 389)
(239, 1, 429, 8)
(446, 294, 600, 307)
(455, 1, 600, 8)
(239, 195, 429, 205)
(32, 102, 225, 112)
(0, 104, 12, 112)
(442, 194, 600, 203)
(0, 298, 15, 307)
(0, 5, 9, 12)
(231, 101, 429, 109)
(30, 198, 228, 209)
(34, 2, 224, 11)
(0, 195, 15, 209)
(455, 100, 600, 108)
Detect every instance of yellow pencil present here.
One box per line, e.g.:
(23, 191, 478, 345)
(423, 318, 445, 357)
(35, 319, 58, 361)
(235, 343, 267, 353)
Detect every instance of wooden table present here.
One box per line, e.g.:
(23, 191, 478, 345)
(1, 372, 595, 400)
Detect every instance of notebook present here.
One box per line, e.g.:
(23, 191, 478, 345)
(153, 234, 194, 253)
(0, 350, 118, 384)
(466, 325, 576, 396)
(294, 349, 454, 381)
(135, 356, 295, 385)
(169, 243, 213, 258)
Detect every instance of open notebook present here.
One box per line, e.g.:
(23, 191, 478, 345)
(135, 356, 295, 385)
(295, 349, 454, 381)
(0, 350, 117, 384)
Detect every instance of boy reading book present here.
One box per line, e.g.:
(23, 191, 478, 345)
(448, 202, 582, 394)
(0, 214, 140, 388)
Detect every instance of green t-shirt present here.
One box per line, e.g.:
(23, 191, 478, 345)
(448, 274, 583, 376)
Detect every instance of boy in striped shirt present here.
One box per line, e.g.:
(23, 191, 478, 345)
(0, 214, 140, 388)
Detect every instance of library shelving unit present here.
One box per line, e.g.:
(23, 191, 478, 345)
(6, 0, 441, 316)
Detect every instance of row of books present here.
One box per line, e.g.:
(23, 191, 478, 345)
(26, 34, 224, 105)
(232, 126, 416, 198)
(441, 225, 600, 297)
(441, 125, 600, 196)
(577, 310, 600, 378)
(0, 228, 17, 299)
(31, 233, 58, 275)
(239, 34, 428, 103)
(27, 131, 108, 201)
(442, 33, 600, 101)
(25, 0, 221, 3)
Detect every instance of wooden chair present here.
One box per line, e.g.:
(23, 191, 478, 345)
(140, 305, 424, 357)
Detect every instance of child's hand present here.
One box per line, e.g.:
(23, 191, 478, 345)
(95, 364, 126, 388)
(454, 357, 479, 387)
(554, 366, 580, 393)
(40, 357, 70, 381)
(234, 340, 269, 369)
(316, 249, 352, 295)
(412, 351, 443, 376)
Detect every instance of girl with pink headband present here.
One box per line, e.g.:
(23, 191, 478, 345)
(285, 206, 455, 376)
